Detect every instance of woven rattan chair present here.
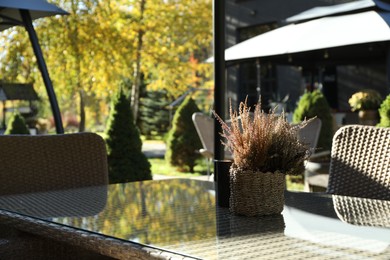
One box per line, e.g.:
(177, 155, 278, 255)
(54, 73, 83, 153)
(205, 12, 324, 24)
(297, 118, 322, 157)
(299, 118, 331, 191)
(192, 113, 215, 176)
(327, 125, 390, 200)
(333, 195, 390, 228)
(0, 132, 108, 195)
(192, 113, 233, 177)
(0, 133, 110, 259)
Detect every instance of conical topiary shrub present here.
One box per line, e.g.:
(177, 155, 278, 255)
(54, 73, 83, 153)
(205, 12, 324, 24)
(5, 113, 30, 135)
(377, 94, 390, 127)
(293, 90, 334, 152)
(105, 88, 152, 183)
(165, 95, 202, 173)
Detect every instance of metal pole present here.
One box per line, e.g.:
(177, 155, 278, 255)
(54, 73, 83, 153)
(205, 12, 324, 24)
(213, 0, 225, 161)
(256, 59, 261, 99)
(2, 101, 5, 129)
(20, 9, 64, 134)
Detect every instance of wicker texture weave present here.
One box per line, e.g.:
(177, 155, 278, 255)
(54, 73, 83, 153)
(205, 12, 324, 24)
(0, 133, 110, 258)
(229, 167, 285, 216)
(0, 133, 109, 195)
(0, 186, 107, 218)
(0, 211, 177, 260)
(0, 224, 114, 260)
(333, 195, 390, 228)
(327, 125, 390, 200)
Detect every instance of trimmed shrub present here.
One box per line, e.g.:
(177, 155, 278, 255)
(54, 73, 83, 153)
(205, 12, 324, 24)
(165, 96, 202, 173)
(5, 113, 30, 135)
(293, 90, 333, 152)
(105, 89, 152, 183)
(377, 94, 390, 127)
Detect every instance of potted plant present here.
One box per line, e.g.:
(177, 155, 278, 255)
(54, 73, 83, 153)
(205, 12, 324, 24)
(213, 99, 311, 216)
(377, 94, 390, 128)
(348, 89, 382, 125)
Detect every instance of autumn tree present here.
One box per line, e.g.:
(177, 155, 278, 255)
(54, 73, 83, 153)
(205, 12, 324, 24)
(0, 0, 213, 131)
(40, 0, 135, 131)
(118, 0, 213, 121)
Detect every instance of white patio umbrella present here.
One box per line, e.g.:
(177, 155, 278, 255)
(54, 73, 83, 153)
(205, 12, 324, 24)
(285, 0, 387, 23)
(0, 0, 68, 133)
(214, 10, 390, 63)
(210, 0, 390, 160)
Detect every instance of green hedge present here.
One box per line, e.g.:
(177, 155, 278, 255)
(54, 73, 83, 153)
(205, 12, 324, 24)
(377, 94, 390, 127)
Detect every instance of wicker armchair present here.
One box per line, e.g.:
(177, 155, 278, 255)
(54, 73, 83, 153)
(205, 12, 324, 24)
(192, 113, 215, 177)
(0, 133, 108, 195)
(0, 133, 111, 259)
(192, 113, 233, 177)
(333, 195, 390, 228)
(327, 125, 390, 200)
(297, 117, 322, 156)
(300, 118, 332, 192)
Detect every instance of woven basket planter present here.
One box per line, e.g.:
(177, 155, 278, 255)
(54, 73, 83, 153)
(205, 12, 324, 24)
(229, 166, 286, 216)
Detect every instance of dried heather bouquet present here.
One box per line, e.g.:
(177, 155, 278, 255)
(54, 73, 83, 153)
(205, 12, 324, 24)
(213, 100, 311, 175)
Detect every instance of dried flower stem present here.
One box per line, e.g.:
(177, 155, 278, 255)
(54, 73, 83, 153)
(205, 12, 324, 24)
(213, 99, 311, 175)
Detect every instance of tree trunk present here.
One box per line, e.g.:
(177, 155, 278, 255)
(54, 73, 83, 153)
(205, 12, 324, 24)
(69, 0, 85, 132)
(130, 0, 146, 123)
(78, 89, 86, 132)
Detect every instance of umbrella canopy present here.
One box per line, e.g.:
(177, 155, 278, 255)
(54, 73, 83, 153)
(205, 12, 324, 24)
(206, 0, 390, 66)
(0, 0, 68, 133)
(286, 0, 390, 23)
(0, 0, 68, 31)
(219, 10, 390, 63)
(0, 83, 39, 101)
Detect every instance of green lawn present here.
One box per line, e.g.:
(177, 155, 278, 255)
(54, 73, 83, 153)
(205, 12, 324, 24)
(149, 158, 210, 177)
(286, 175, 305, 191)
(148, 157, 304, 191)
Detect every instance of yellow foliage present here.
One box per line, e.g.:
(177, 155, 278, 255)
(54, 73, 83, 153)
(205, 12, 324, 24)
(0, 0, 213, 128)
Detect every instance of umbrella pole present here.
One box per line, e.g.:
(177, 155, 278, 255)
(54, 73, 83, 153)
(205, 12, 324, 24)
(20, 10, 64, 134)
(256, 59, 261, 99)
(213, 0, 226, 164)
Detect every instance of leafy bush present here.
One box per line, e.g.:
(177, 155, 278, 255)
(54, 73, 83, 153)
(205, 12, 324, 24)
(214, 100, 310, 175)
(105, 89, 152, 183)
(377, 94, 390, 127)
(5, 113, 30, 135)
(293, 90, 333, 152)
(165, 95, 202, 173)
(348, 89, 382, 111)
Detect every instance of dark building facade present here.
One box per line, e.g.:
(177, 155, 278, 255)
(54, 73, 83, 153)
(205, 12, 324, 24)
(225, 0, 390, 113)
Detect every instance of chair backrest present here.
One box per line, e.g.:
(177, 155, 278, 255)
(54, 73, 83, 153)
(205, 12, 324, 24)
(0, 133, 108, 196)
(192, 112, 214, 155)
(327, 125, 390, 200)
(297, 118, 322, 154)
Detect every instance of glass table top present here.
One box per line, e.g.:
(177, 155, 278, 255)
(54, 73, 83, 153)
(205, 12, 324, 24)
(1, 179, 390, 259)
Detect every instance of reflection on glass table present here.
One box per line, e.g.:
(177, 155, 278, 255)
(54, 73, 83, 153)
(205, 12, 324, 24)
(0, 179, 390, 259)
